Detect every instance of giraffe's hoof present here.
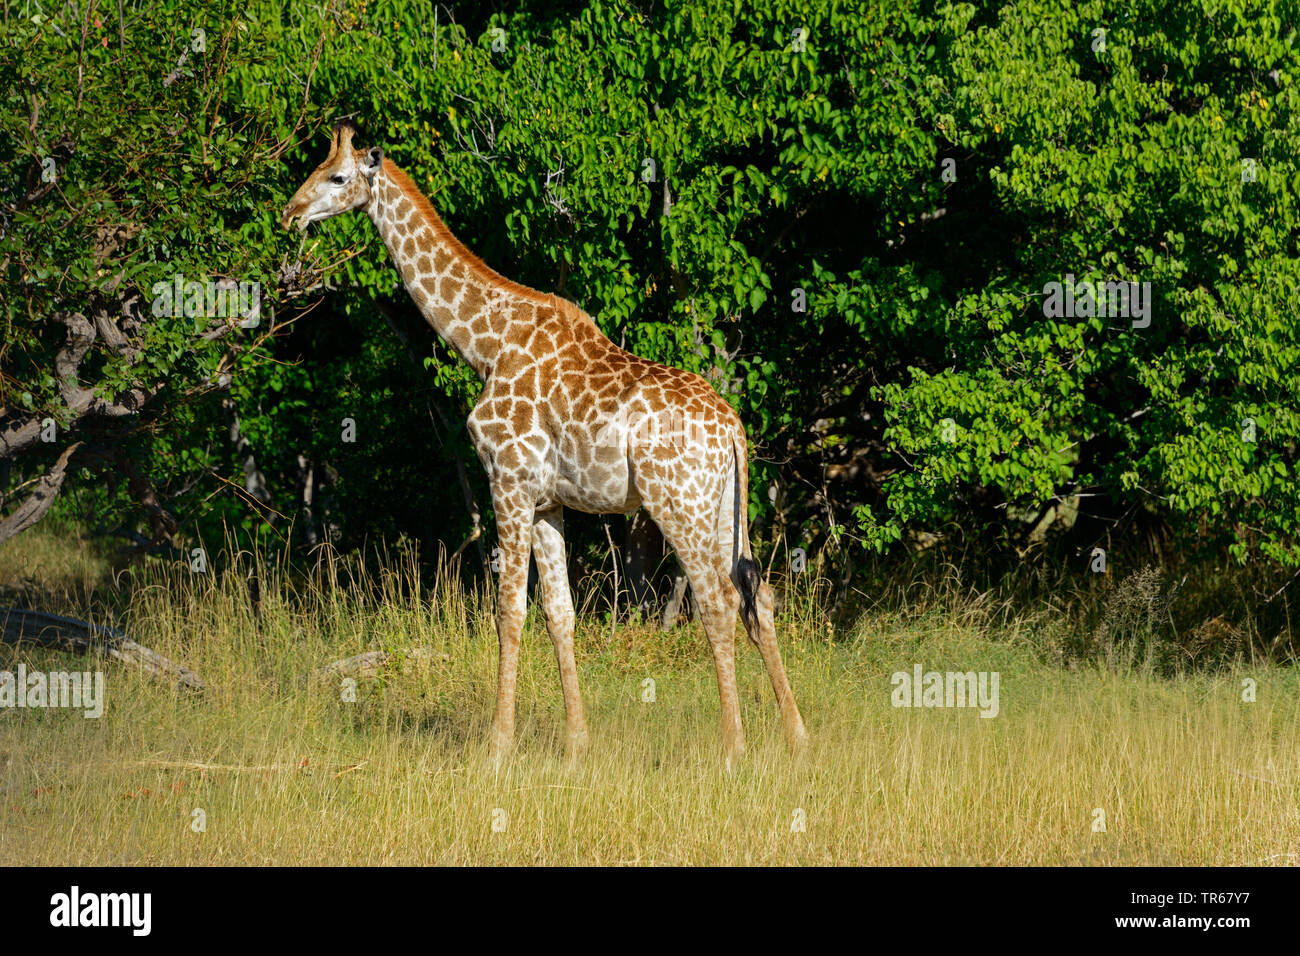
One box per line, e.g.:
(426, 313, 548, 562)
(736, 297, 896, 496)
(788, 724, 811, 754)
(488, 728, 514, 763)
(723, 741, 746, 773)
(566, 729, 591, 760)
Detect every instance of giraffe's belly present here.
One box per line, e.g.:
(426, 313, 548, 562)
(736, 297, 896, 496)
(551, 422, 640, 514)
(552, 468, 640, 515)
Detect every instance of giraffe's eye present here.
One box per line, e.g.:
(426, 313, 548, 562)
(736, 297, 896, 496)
(330, 174, 347, 185)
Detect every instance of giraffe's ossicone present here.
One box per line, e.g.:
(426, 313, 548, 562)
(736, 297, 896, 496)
(282, 121, 808, 765)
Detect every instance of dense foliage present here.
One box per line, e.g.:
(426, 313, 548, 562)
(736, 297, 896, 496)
(2, 0, 1297, 600)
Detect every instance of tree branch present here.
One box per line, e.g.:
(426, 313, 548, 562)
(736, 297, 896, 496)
(0, 442, 82, 545)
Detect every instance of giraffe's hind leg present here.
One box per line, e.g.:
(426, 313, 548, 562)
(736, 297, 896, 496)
(735, 566, 809, 752)
(532, 507, 589, 758)
(713, 461, 808, 753)
(646, 504, 746, 767)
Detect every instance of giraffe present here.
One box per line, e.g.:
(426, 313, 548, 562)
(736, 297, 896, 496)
(281, 121, 807, 764)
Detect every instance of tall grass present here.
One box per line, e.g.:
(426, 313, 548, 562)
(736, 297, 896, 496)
(1, 525, 1297, 865)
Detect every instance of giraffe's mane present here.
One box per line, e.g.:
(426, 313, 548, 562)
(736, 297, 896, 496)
(381, 158, 577, 316)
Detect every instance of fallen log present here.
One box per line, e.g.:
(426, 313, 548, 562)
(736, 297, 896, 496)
(0, 607, 205, 693)
(304, 647, 449, 684)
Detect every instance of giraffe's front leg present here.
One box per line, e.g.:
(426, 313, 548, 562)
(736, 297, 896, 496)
(532, 507, 589, 759)
(489, 488, 535, 761)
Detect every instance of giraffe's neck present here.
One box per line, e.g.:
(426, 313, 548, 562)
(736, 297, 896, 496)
(367, 159, 521, 381)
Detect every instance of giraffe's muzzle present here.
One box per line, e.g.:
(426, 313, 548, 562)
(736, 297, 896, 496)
(279, 202, 307, 232)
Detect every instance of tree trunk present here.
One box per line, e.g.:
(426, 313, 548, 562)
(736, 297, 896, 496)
(660, 571, 690, 630)
(223, 395, 273, 507)
(297, 453, 320, 548)
(623, 509, 664, 620)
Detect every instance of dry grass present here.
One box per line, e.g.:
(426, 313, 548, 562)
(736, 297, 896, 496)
(1, 525, 1297, 865)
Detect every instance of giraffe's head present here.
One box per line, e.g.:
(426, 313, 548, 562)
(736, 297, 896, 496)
(280, 121, 384, 232)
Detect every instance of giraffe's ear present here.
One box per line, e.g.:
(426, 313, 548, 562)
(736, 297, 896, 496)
(363, 147, 384, 181)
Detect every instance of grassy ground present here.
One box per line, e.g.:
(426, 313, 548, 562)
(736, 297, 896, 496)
(1, 525, 1297, 865)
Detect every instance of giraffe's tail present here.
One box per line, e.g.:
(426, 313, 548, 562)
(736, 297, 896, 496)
(730, 432, 762, 633)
